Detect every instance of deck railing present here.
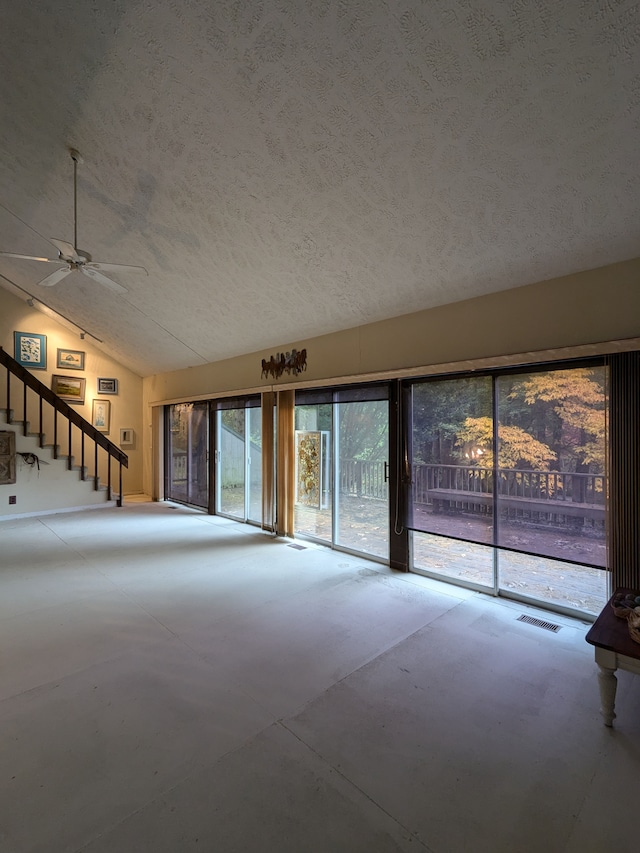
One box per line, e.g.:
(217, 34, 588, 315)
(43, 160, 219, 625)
(339, 459, 605, 527)
(167, 451, 605, 526)
(339, 458, 388, 500)
(412, 462, 605, 524)
(0, 346, 128, 504)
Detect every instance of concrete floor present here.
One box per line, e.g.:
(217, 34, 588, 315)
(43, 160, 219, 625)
(1, 500, 638, 853)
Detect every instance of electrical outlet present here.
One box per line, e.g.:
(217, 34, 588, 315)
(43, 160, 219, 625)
(9, 495, 17, 504)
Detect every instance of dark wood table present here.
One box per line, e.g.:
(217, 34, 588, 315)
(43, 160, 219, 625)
(586, 588, 640, 726)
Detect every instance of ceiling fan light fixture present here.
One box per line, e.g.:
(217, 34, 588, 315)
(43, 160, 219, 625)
(0, 147, 147, 293)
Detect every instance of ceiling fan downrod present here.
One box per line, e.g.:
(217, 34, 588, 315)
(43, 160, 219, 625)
(68, 148, 83, 253)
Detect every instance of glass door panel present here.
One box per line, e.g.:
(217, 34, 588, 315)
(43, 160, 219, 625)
(247, 406, 262, 523)
(166, 402, 209, 508)
(217, 408, 246, 519)
(412, 532, 494, 587)
(495, 365, 608, 612)
(335, 400, 389, 559)
(407, 375, 495, 587)
(294, 404, 332, 542)
(498, 551, 608, 616)
(408, 376, 494, 546)
(294, 398, 390, 560)
(407, 375, 495, 589)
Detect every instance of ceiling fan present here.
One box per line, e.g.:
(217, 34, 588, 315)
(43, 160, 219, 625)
(0, 148, 148, 294)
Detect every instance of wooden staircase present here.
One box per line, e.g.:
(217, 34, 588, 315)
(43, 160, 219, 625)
(0, 346, 128, 506)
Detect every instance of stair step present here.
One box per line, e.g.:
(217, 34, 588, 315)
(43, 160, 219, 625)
(2, 410, 121, 501)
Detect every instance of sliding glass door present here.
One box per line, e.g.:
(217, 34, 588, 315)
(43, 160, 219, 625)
(248, 406, 263, 523)
(165, 398, 262, 523)
(409, 376, 495, 588)
(294, 387, 389, 561)
(294, 403, 332, 541)
(165, 402, 209, 508)
(217, 408, 246, 519)
(494, 367, 607, 611)
(215, 400, 262, 523)
(407, 362, 609, 615)
(335, 400, 389, 558)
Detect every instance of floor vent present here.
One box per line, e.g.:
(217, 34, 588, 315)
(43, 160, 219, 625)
(288, 543, 307, 550)
(517, 614, 561, 633)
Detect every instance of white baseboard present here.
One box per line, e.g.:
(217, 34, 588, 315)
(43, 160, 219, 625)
(0, 500, 118, 522)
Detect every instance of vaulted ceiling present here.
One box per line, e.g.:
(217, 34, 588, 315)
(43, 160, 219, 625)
(1, 1, 638, 377)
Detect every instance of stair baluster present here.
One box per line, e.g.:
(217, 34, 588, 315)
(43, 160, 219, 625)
(22, 382, 27, 436)
(0, 346, 127, 506)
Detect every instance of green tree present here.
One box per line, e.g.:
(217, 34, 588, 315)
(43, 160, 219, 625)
(338, 402, 388, 461)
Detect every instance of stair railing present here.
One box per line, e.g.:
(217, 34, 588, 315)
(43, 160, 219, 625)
(0, 346, 128, 505)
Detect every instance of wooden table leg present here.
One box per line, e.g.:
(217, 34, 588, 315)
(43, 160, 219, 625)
(596, 663, 617, 726)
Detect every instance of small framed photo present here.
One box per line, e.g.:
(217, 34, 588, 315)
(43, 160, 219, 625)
(14, 331, 47, 369)
(56, 348, 85, 370)
(51, 374, 86, 404)
(92, 399, 111, 434)
(120, 428, 134, 446)
(97, 377, 118, 395)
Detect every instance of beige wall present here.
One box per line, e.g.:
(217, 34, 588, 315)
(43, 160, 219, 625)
(0, 288, 144, 502)
(142, 257, 640, 495)
(145, 258, 640, 405)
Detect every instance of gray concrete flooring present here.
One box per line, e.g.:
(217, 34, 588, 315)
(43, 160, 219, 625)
(0, 500, 638, 853)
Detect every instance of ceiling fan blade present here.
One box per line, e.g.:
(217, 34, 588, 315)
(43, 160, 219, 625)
(81, 266, 128, 294)
(88, 261, 148, 275)
(0, 251, 60, 263)
(49, 238, 82, 262)
(38, 266, 73, 287)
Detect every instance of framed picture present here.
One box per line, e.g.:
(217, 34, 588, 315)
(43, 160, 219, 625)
(92, 399, 111, 434)
(56, 348, 85, 370)
(51, 374, 86, 404)
(97, 377, 118, 395)
(14, 331, 46, 369)
(120, 428, 134, 446)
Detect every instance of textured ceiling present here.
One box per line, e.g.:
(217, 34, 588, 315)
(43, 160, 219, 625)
(0, 1, 638, 377)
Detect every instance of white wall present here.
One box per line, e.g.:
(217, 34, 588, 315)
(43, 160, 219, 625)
(0, 417, 112, 518)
